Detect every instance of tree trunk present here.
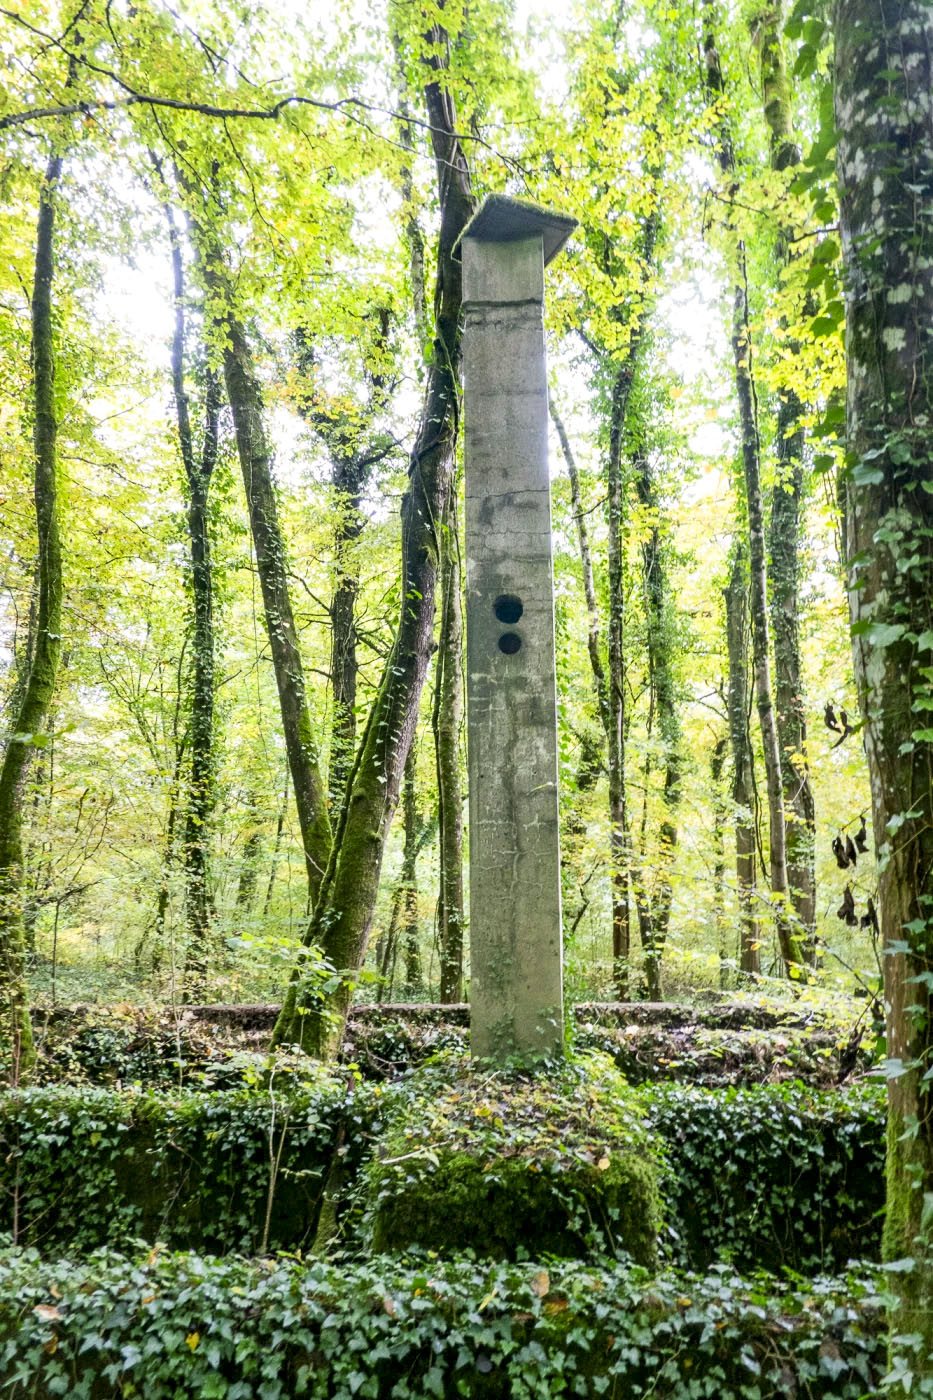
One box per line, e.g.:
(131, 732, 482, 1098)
(161, 195, 221, 998)
(633, 450, 681, 999)
(0, 150, 64, 1081)
(399, 748, 421, 993)
(835, 0, 933, 1365)
(758, 3, 817, 953)
(433, 494, 464, 1003)
(710, 735, 729, 986)
(724, 542, 761, 975)
(197, 253, 332, 906)
(703, 6, 802, 973)
(327, 458, 363, 811)
(234, 791, 262, 915)
(271, 47, 474, 1056)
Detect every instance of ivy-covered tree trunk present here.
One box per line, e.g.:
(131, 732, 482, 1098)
(835, 0, 933, 1368)
(758, 4, 817, 953)
(724, 542, 761, 975)
(162, 198, 221, 996)
(704, 7, 802, 975)
(433, 494, 464, 1003)
(194, 243, 332, 907)
(0, 151, 64, 1081)
(271, 51, 474, 1055)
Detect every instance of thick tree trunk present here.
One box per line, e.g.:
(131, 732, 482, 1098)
(704, 7, 802, 974)
(835, 0, 933, 1365)
(0, 151, 64, 1081)
(758, 4, 817, 952)
(433, 494, 464, 1003)
(196, 248, 332, 905)
(271, 52, 474, 1055)
(724, 542, 761, 975)
(162, 198, 221, 997)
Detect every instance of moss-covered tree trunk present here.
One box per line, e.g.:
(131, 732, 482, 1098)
(271, 51, 474, 1055)
(758, 4, 817, 953)
(724, 542, 761, 976)
(834, 0, 933, 1368)
(434, 494, 464, 1003)
(193, 242, 332, 907)
(703, 5, 802, 975)
(399, 748, 421, 993)
(161, 197, 221, 997)
(0, 151, 64, 1081)
(327, 452, 365, 811)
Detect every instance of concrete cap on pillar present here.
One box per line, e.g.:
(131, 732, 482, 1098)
(456, 194, 578, 267)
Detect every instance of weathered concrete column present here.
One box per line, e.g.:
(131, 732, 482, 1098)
(460, 196, 576, 1062)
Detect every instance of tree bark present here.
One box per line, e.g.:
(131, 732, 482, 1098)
(757, 3, 817, 952)
(703, 5, 803, 974)
(835, 0, 933, 1364)
(271, 45, 474, 1055)
(433, 493, 464, 1002)
(724, 541, 761, 975)
(193, 240, 332, 906)
(0, 150, 64, 1081)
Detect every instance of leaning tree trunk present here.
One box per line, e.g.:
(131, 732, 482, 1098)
(758, 3, 817, 952)
(703, 7, 802, 974)
(835, 0, 933, 1367)
(271, 49, 474, 1056)
(161, 196, 221, 997)
(434, 493, 464, 1003)
(724, 541, 761, 975)
(194, 240, 332, 906)
(0, 150, 64, 1081)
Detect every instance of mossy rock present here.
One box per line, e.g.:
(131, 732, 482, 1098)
(364, 1052, 662, 1265)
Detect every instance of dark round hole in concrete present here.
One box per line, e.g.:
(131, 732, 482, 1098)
(498, 632, 522, 655)
(493, 594, 524, 625)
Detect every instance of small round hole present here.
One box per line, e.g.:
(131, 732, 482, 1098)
(498, 632, 522, 655)
(494, 594, 523, 625)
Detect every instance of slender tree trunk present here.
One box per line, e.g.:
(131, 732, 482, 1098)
(327, 453, 365, 809)
(710, 735, 729, 986)
(724, 542, 761, 975)
(703, 7, 802, 973)
(757, 4, 817, 952)
(433, 494, 464, 1002)
(607, 367, 634, 995)
(835, 0, 933, 1366)
(262, 772, 288, 917)
(399, 748, 421, 993)
(161, 196, 221, 997)
(195, 248, 332, 905)
(271, 50, 474, 1055)
(633, 451, 681, 999)
(235, 791, 262, 915)
(0, 151, 64, 1081)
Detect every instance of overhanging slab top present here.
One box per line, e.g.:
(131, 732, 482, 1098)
(457, 194, 577, 267)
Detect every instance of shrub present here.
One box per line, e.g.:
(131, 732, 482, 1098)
(644, 1082, 886, 1273)
(0, 1075, 374, 1255)
(0, 1246, 888, 1399)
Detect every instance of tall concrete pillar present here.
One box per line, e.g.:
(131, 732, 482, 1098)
(460, 195, 576, 1062)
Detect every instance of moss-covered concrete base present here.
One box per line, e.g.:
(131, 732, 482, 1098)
(364, 1052, 662, 1264)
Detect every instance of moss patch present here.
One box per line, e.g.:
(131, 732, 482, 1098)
(364, 1051, 662, 1264)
